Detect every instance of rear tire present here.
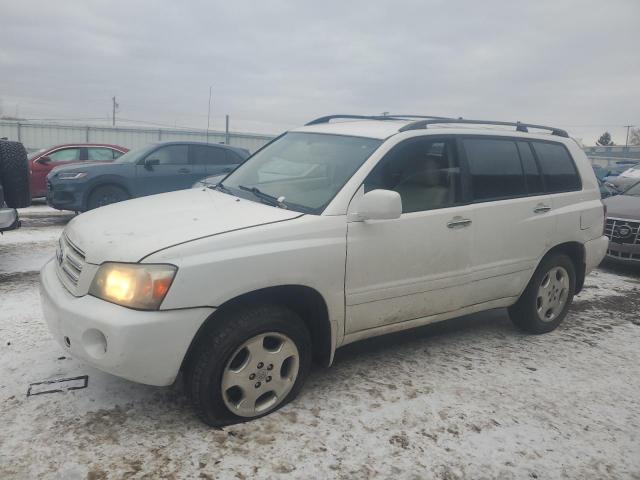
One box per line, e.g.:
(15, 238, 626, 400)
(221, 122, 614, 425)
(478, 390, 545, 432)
(184, 304, 312, 427)
(0, 140, 31, 208)
(87, 184, 129, 210)
(508, 253, 576, 334)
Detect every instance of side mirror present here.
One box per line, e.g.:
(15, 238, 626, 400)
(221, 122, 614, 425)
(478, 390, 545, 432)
(144, 158, 160, 170)
(354, 189, 402, 221)
(39, 156, 52, 164)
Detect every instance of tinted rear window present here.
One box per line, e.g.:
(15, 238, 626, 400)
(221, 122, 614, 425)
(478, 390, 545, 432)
(463, 138, 526, 201)
(531, 142, 581, 192)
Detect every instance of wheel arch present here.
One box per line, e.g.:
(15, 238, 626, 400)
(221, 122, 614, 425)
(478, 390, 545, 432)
(84, 179, 132, 210)
(540, 241, 586, 294)
(181, 284, 334, 372)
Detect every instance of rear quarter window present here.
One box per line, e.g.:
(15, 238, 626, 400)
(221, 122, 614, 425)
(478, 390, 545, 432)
(531, 142, 581, 193)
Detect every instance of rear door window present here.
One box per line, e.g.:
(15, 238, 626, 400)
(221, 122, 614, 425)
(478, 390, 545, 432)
(531, 142, 581, 192)
(192, 145, 227, 165)
(463, 138, 526, 201)
(226, 150, 245, 165)
(87, 147, 115, 161)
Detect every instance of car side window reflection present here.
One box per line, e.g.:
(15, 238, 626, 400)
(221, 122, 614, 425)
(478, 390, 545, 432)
(145, 145, 189, 165)
(364, 138, 461, 213)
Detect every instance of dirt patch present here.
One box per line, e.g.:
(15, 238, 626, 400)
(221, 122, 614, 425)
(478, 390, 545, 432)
(572, 293, 640, 325)
(0, 270, 40, 287)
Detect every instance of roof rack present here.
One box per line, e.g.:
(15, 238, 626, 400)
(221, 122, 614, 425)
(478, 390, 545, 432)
(305, 114, 450, 126)
(398, 118, 569, 138)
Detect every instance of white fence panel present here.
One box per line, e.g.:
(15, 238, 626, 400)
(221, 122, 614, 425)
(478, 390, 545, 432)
(0, 121, 274, 153)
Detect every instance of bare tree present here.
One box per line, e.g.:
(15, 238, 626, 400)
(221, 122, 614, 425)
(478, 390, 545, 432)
(629, 128, 640, 146)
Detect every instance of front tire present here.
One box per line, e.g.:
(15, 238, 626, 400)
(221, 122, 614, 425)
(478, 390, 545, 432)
(508, 253, 576, 334)
(185, 305, 312, 427)
(87, 184, 129, 210)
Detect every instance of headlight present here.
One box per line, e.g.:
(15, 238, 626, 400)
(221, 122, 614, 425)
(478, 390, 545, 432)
(89, 263, 177, 310)
(57, 172, 88, 180)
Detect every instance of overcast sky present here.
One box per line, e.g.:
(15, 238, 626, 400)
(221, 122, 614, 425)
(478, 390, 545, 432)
(1, 1, 638, 144)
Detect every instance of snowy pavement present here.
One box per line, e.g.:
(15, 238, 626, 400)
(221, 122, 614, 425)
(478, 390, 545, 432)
(1, 204, 640, 479)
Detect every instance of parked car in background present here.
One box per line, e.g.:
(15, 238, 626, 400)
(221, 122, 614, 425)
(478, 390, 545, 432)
(0, 139, 31, 231)
(30, 144, 128, 198)
(603, 180, 640, 263)
(592, 164, 610, 181)
(47, 141, 249, 211)
(41, 115, 607, 426)
(607, 163, 640, 191)
(598, 178, 620, 199)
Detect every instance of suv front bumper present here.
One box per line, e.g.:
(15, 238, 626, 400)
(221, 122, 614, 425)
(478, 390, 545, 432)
(40, 259, 214, 386)
(46, 180, 85, 211)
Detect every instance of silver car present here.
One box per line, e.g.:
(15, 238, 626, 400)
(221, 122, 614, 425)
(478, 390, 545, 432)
(603, 180, 640, 263)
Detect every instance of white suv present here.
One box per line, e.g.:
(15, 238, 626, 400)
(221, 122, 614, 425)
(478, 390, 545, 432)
(40, 115, 608, 425)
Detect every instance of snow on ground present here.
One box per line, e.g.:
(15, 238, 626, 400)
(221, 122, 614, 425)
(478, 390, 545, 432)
(1, 205, 639, 479)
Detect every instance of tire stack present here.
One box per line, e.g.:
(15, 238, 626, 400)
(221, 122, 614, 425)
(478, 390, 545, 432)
(0, 139, 31, 208)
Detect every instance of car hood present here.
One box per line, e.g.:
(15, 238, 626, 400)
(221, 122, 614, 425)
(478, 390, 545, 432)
(603, 194, 640, 220)
(64, 188, 303, 264)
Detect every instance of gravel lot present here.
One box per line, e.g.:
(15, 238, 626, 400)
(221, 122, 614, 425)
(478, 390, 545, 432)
(1, 204, 639, 479)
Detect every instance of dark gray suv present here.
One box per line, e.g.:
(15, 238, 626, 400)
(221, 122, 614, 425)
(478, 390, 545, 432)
(47, 141, 249, 211)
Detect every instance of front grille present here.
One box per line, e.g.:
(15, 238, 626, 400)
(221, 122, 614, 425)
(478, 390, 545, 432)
(607, 248, 640, 261)
(56, 233, 86, 290)
(604, 217, 640, 245)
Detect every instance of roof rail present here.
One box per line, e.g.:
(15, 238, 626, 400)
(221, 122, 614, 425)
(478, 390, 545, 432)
(398, 118, 569, 138)
(305, 114, 450, 126)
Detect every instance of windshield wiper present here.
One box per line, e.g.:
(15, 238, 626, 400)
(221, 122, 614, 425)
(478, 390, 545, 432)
(238, 185, 288, 209)
(214, 182, 232, 194)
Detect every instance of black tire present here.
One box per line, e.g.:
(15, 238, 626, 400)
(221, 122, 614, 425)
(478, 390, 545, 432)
(184, 304, 312, 427)
(508, 253, 576, 334)
(0, 140, 31, 208)
(86, 184, 129, 210)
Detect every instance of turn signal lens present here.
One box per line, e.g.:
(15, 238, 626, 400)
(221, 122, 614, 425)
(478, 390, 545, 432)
(89, 263, 177, 310)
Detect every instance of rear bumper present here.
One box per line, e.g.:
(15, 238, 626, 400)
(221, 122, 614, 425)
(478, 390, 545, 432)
(584, 235, 609, 274)
(40, 259, 214, 386)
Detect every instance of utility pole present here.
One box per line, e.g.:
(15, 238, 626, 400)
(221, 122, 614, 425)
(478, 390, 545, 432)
(225, 114, 230, 145)
(112, 96, 118, 126)
(624, 124, 635, 148)
(206, 86, 213, 143)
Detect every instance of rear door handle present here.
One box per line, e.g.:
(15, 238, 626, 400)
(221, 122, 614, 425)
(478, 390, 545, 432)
(534, 204, 552, 214)
(447, 217, 472, 229)
(178, 168, 191, 174)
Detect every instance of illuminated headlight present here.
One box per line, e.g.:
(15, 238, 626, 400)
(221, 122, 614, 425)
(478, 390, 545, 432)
(57, 172, 88, 180)
(89, 263, 177, 310)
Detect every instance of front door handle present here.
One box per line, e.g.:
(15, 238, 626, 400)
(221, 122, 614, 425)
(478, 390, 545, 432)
(447, 216, 472, 229)
(177, 168, 191, 174)
(533, 204, 552, 214)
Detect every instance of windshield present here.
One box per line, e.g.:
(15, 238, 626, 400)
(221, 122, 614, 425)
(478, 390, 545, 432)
(114, 144, 155, 163)
(221, 132, 382, 214)
(623, 181, 640, 196)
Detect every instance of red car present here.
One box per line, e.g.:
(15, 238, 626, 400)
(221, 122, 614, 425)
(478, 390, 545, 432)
(29, 143, 128, 198)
